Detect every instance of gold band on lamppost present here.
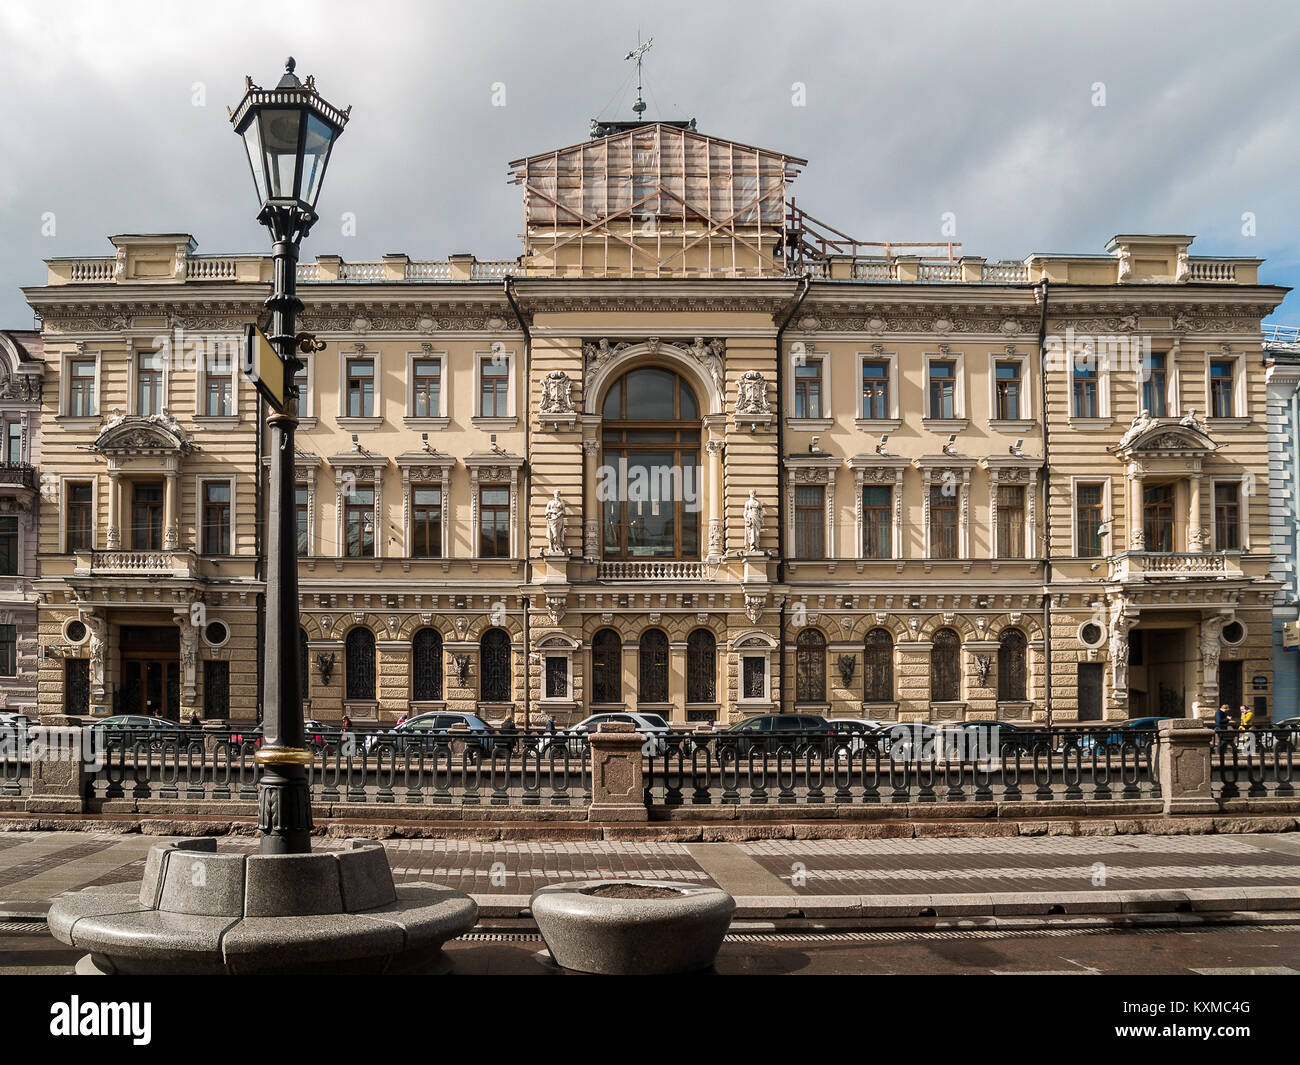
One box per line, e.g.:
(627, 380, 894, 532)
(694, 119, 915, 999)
(255, 746, 316, 767)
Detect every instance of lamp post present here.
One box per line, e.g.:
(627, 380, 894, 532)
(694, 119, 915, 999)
(230, 58, 349, 853)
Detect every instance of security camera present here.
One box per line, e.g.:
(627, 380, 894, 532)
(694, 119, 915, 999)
(875, 433, 890, 456)
(809, 436, 821, 454)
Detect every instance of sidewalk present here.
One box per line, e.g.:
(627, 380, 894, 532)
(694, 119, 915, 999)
(2, 830, 1300, 924)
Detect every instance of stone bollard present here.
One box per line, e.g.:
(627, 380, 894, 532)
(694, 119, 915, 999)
(587, 722, 648, 823)
(1156, 718, 1217, 815)
(27, 726, 90, 813)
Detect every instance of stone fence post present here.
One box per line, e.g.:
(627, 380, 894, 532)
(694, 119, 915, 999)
(587, 722, 647, 822)
(26, 726, 90, 813)
(1156, 718, 1217, 815)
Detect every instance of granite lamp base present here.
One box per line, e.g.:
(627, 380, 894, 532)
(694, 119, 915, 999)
(48, 838, 478, 975)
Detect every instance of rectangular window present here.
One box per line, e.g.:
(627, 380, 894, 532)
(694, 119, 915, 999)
(1214, 482, 1240, 551)
(794, 485, 825, 560)
(0, 518, 15, 576)
(136, 352, 163, 416)
(411, 486, 442, 557)
(1210, 360, 1235, 418)
(203, 660, 230, 718)
(345, 486, 375, 557)
(862, 485, 891, 559)
(1075, 483, 1103, 558)
(742, 656, 766, 700)
(479, 357, 509, 417)
(928, 361, 956, 419)
(1077, 663, 1103, 721)
(68, 358, 96, 417)
(0, 625, 17, 676)
(861, 360, 889, 419)
(1072, 365, 1099, 418)
(67, 482, 93, 551)
(929, 485, 958, 559)
(204, 350, 233, 417)
(994, 360, 1021, 420)
(1142, 352, 1167, 417)
(1143, 483, 1175, 553)
(293, 357, 309, 411)
(794, 361, 823, 419)
(544, 656, 568, 699)
(996, 484, 1025, 558)
(295, 485, 309, 556)
(346, 357, 375, 418)
(479, 486, 510, 557)
(5, 421, 21, 466)
(131, 483, 163, 551)
(412, 358, 441, 418)
(202, 481, 231, 555)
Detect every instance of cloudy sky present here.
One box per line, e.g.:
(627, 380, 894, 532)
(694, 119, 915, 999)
(1, 0, 1297, 324)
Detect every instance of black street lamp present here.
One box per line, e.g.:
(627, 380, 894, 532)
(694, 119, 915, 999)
(230, 58, 349, 854)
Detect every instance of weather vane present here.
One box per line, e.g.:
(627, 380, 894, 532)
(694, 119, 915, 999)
(625, 35, 653, 116)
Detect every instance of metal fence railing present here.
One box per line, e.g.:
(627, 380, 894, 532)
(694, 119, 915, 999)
(1212, 729, 1296, 799)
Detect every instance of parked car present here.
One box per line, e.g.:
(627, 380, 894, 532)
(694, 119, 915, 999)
(0, 711, 32, 742)
(538, 712, 670, 756)
(87, 715, 194, 750)
(871, 722, 939, 762)
(714, 714, 832, 758)
(363, 711, 497, 754)
(827, 718, 888, 756)
(941, 720, 1048, 759)
(1065, 716, 1169, 755)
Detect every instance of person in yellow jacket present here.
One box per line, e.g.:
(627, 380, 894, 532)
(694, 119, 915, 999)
(1238, 705, 1254, 731)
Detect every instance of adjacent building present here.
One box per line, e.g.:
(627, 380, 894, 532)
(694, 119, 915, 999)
(22, 120, 1289, 727)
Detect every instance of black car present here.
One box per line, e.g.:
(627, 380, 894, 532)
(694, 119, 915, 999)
(715, 714, 832, 758)
(945, 720, 1048, 758)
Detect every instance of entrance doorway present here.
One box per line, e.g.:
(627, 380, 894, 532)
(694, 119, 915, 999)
(1218, 661, 1243, 710)
(117, 625, 180, 720)
(1126, 626, 1188, 718)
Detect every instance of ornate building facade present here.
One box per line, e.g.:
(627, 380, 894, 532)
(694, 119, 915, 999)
(24, 121, 1287, 726)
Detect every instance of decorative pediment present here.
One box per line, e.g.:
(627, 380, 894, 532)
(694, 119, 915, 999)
(1113, 411, 1216, 459)
(93, 413, 196, 455)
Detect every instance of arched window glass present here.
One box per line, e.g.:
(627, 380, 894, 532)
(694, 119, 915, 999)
(591, 628, 622, 704)
(639, 628, 669, 703)
(998, 628, 1027, 702)
(931, 628, 961, 703)
(601, 367, 701, 560)
(480, 629, 511, 702)
(686, 629, 717, 704)
(412, 628, 443, 701)
(345, 628, 376, 701)
(795, 629, 827, 703)
(864, 628, 893, 702)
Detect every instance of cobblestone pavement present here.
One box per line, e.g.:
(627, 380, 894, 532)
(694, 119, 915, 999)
(1, 831, 1299, 914)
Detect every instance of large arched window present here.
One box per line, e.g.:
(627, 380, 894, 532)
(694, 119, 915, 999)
(795, 628, 827, 704)
(412, 628, 443, 701)
(686, 629, 717, 704)
(299, 627, 310, 697)
(864, 628, 894, 703)
(591, 628, 622, 704)
(931, 628, 961, 703)
(345, 627, 376, 702)
(480, 629, 511, 702)
(601, 367, 701, 560)
(638, 628, 669, 703)
(998, 628, 1028, 702)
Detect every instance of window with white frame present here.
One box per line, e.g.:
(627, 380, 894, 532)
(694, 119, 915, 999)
(134, 347, 166, 416)
(64, 353, 98, 418)
(1213, 480, 1243, 551)
(472, 348, 516, 426)
(990, 350, 1032, 425)
(923, 349, 967, 426)
(856, 348, 900, 427)
(1207, 352, 1246, 421)
(198, 343, 235, 419)
(292, 355, 314, 425)
(199, 478, 233, 555)
(339, 348, 382, 426)
(537, 635, 578, 702)
(1140, 350, 1170, 418)
(410, 352, 444, 420)
(1073, 479, 1107, 558)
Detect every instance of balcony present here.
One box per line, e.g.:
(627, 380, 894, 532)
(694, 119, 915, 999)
(596, 560, 708, 581)
(74, 550, 197, 579)
(0, 464, 36, 492)
(1110, 551, 1242, 582)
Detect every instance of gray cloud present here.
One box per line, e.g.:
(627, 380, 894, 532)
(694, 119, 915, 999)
(1, 0, 1296, 323)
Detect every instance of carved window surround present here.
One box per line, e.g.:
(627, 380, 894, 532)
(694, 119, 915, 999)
(328, 454, 387, 561)
(913, 455, 976, 568)
(846, 453, 909, 568)
(396, 452, 455, 562)
(783, 454, 841, 562)
(464, 452, 524, 559)
(981, 455, 1044, 564)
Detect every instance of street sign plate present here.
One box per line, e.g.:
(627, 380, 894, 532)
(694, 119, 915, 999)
(243, 323, 286, 412)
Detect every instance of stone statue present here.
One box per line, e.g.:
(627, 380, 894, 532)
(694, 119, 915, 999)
(1109, 613, 1133, 693)
(539, 369, 574, 414)
(736, 370, 770, 415)
(545, 490, 566, 554)
(1117, 247, 1132, 282)
(85, 615, 106, 692)
(688, 337, 725, 398)
(1200, 616, 1225, 677)
(743, 489, 764, 553)
(1175, 248, 1190, 282)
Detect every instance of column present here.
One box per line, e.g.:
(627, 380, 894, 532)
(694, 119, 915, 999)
(582, 437, 600, 559)
(106, 471, 121, 550)
(163, 470, 179, 550)
(1188, 474, 1203, 552)
(1128, 469, 1145, 550)
(706, 437, 724, 561)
